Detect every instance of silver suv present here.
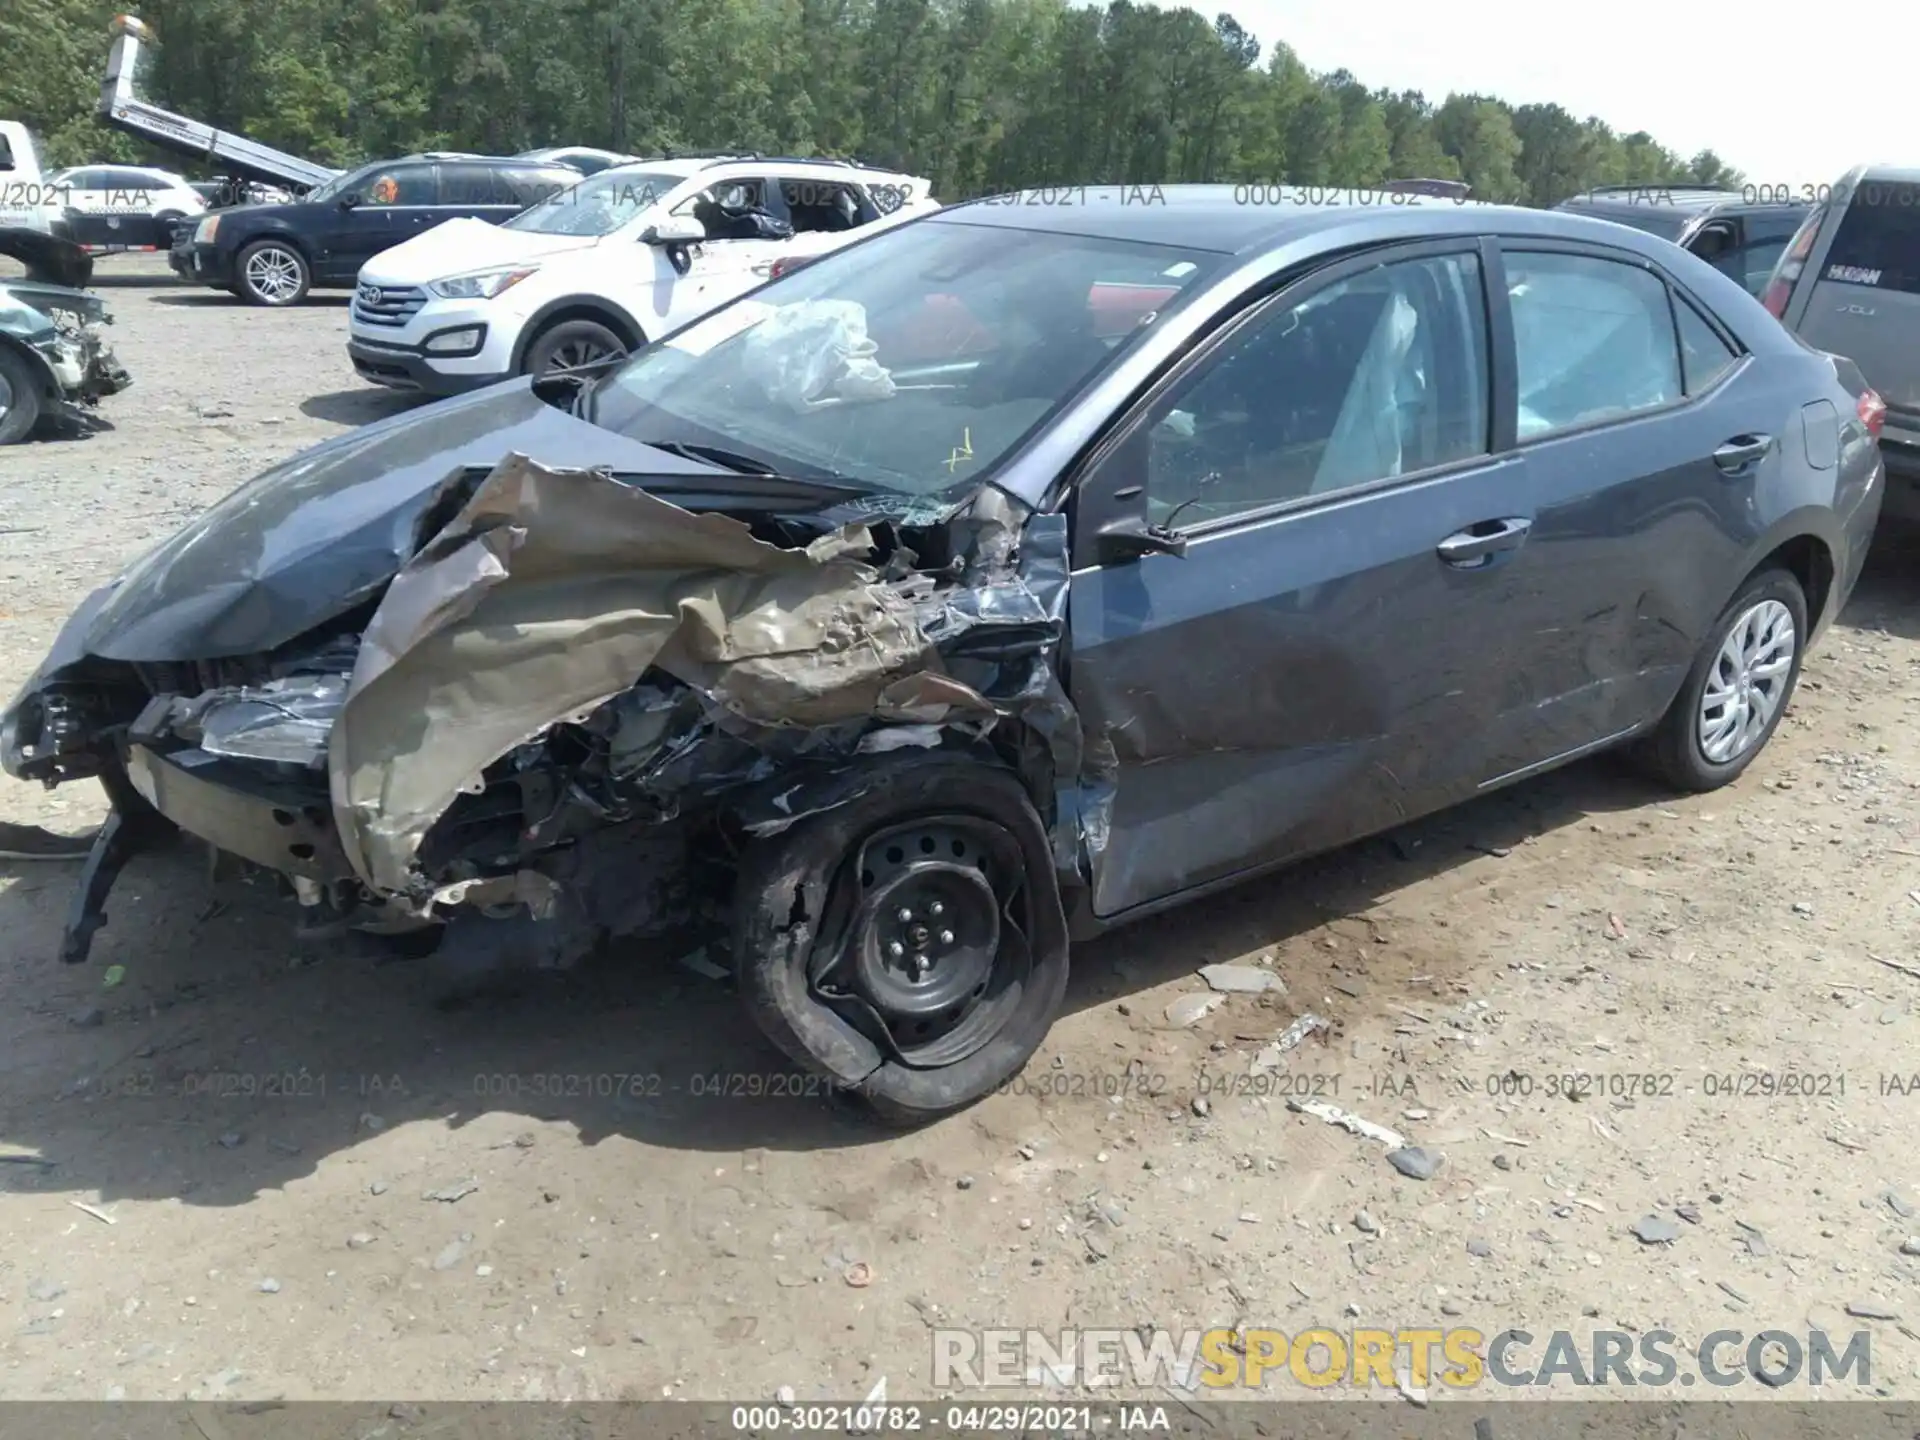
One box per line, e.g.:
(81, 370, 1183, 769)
(1761, 166, 1918, 516)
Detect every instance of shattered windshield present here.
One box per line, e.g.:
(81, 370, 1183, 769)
(503, 170, 685, 236)
(589, 220, 1221, 494)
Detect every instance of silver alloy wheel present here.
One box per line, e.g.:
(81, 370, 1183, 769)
(243, 246, 303, 303)
(0, 367, 12, 425)
(539, 335, 623, 378)
(1697, 598, 1796, 764)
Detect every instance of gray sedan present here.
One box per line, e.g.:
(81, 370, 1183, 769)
(2, 186, 1886, 1123)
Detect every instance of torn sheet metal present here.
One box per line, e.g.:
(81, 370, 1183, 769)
(915, 508, 1096, 884)
(329, 452, 994, 895)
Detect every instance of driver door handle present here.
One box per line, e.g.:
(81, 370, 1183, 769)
(1437, 516, 1532, 567)
(1712, 434, 1774, 475)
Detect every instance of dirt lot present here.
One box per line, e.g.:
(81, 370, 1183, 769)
(3, 253, 1920, 1407)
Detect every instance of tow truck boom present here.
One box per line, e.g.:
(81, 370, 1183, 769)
(97, 15, 341, 194)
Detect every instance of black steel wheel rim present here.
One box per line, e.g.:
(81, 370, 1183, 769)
(814, 815, 1029, 1070)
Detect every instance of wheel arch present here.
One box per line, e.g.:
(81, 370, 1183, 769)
(510, 296, 646, 373)
(1734, 514, 1840, 637)
(0, 334, 61, 401)
(233, 227, 315, 266)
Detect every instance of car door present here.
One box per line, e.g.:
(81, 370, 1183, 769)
(1494, 242, 1794, 764)
(321, 161, 440, 282)
(1066, 240, 1559, 919)
(657, 175, 791, 329)
(440, 162, 557, 227)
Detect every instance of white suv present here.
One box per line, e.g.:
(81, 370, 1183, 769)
(45, 164, 206, 250)
(346, 155, 935, 395)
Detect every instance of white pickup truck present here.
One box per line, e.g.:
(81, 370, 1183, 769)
(0, 122, 72, 236)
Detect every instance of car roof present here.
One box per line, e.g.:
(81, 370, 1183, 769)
(1851, 163, 1920, 185)
(593, 157, 714, 180)
(336, 153, 580, 179)
(525, 146, 634, 160)
(593, 154, 919, 179)
(1558, 184, 1748, 216)
(922, 183, 1717, 256)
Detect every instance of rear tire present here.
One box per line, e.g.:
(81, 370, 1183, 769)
(236, 240, 310, 306)
(731, 754, 1071, 1128)
(1633, 567, 1807, 792)
(0, 346, 45, 446)
(520, 318, 629, 381)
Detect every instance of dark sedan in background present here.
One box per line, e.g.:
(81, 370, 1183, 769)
(6, 187, 1885, 1123)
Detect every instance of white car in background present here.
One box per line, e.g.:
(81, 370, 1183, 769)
(346, 154, 936, 395)
(45, 164, 206, 250)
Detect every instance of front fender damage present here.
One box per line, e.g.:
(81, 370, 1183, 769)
(43, 450, 1096, 971)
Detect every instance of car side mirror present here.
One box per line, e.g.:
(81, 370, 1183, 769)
(337, 192, 361, 210)
(640, 215, 705, 245)
(1076, 430, 1188, 565)
(1094, 489, 1189, 562)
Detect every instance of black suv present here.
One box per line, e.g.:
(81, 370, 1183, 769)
(1555, 184, 1813, 299)
(169, 155, 582, 307)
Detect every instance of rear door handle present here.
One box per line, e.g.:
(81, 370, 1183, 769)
(1437, 516, 1532, 567)
(1712, 434, 1774, 474)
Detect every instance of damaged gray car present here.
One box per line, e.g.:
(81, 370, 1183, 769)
(1, 189, 1883, 1122)
(0, 227, 133, 444)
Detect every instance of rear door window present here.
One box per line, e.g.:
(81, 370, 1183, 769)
(1505, 251, 1682, 439)
(1673, 296, 1739, 393)
(438, 163, 505, 206)
(780, 178, 866, 233)
(1823, 181, 1920, 292)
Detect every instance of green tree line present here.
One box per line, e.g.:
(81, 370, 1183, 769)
(3, 0, 1743, 205)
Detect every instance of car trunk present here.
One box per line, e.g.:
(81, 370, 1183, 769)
(1793, 180, 1920, 425)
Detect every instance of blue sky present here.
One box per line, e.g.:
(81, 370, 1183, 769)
(1228, 0, 1916, 187)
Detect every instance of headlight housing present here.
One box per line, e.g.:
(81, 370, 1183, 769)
(193, 214, 219, 243)
(428, 267, 536, 301)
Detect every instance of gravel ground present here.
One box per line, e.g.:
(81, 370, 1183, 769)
(3, 253, 1920, 1407)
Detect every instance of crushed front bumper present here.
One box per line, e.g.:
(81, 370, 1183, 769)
(44, 331, 132, 405)
(121, 742, 353, 885)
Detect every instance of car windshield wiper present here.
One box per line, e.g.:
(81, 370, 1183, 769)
(610, 467, 872, 502)
(643, 441, 869, 492)
(645, 440, 790, 476)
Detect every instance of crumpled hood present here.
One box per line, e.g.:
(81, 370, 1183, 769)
(358, 217, 599, 285)
(72, 380, 716, 663)
(0, 279, 106, 327)
(0, 225, 94, 289)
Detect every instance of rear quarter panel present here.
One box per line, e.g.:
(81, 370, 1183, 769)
(1651, 239, 1867, 588)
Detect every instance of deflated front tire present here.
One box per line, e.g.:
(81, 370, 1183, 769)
(730, 752, 1071, 1127)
